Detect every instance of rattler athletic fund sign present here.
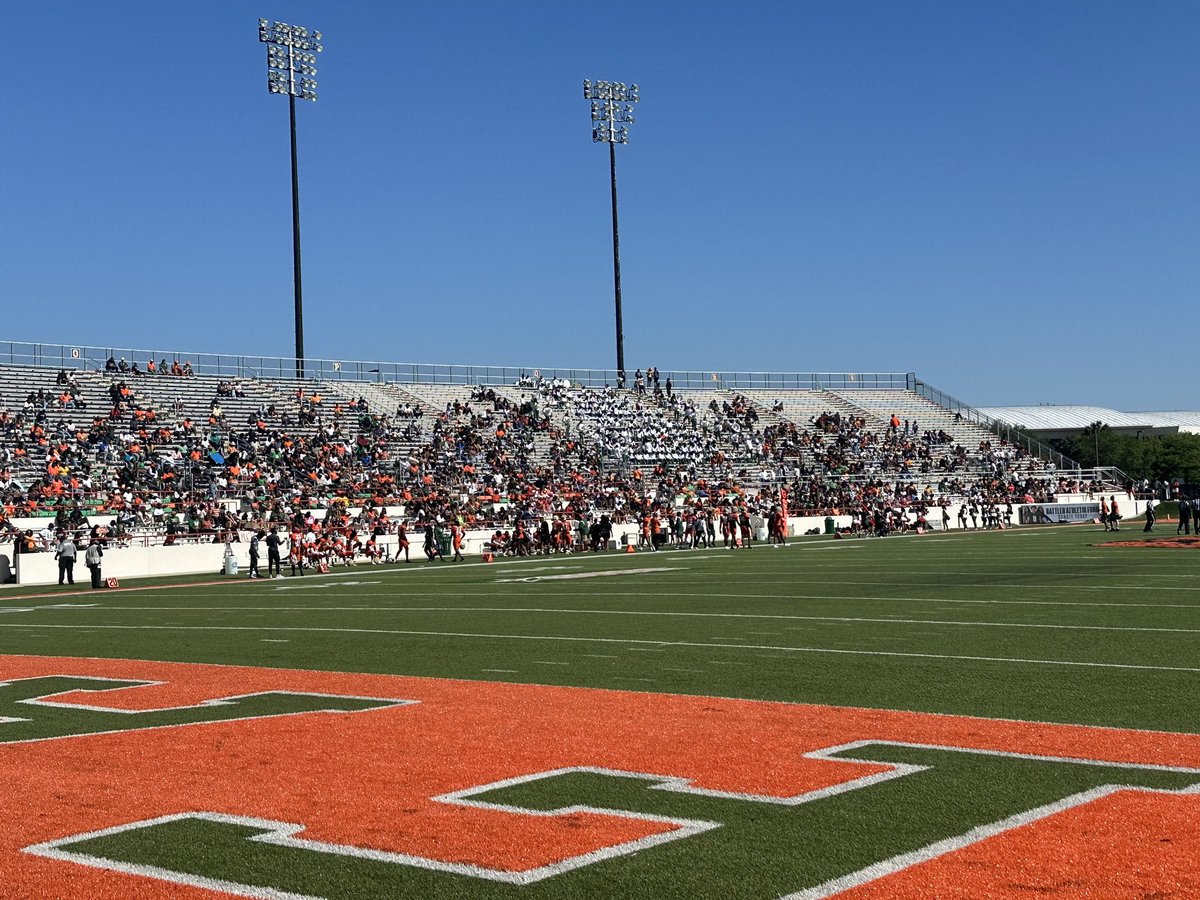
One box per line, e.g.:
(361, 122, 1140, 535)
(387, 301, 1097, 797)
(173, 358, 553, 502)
(1019, 502, 1102, 525)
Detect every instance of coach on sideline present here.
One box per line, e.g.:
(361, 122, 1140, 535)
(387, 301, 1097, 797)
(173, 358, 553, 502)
(85, 539, 104, 589)
(55, 532, 77, 585)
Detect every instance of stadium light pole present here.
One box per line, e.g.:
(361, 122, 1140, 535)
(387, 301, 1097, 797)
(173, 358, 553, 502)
(259, 19, 323, 380)
(583, 80, 639, 387)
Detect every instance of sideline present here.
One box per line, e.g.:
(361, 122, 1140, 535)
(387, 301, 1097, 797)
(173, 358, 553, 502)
(0, 550, 679, 604)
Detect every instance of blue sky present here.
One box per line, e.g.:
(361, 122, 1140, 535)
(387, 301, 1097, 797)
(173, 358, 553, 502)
(2, 1, 1196, 410)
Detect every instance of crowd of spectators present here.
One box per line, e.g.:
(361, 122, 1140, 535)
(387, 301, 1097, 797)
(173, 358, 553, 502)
(571, 387, 716, 466)
(105, 356, 195, 377)
(0, 365, 1119, 569)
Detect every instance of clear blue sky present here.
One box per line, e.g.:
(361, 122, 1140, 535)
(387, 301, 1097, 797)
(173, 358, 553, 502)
(2, 1, 1196, 410)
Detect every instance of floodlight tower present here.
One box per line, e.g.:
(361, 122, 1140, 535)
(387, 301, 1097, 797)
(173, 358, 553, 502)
(259, 19, 323, 379)
(583, 80, 640, 386)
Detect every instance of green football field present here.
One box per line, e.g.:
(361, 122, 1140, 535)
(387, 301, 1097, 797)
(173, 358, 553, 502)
(2, 524, 1198, 899)
(1, 525, 1196, 731)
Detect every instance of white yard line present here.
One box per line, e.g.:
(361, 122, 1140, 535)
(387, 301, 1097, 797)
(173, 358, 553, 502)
(590, 576, 1200, 590)
(497, 591, 1200, 610)
(11, 604, 1200, 633)
(493, 567, 681, 584)
(0, 622, 1194, 673)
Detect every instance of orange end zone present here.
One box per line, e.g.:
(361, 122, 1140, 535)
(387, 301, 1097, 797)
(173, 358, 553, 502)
(2, 654, 1199, 898)
(1102, 537, 1200, 549)
(838, 789, 1200, 899)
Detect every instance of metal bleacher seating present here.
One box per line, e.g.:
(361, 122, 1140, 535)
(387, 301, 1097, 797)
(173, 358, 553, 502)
(0, 350, 1077, 525)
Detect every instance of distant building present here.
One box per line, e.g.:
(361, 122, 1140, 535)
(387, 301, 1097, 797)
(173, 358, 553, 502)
(975, 406, 1200, 440)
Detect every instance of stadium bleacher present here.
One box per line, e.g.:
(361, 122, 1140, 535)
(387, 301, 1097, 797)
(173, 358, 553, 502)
(0, 343, 1119, 582)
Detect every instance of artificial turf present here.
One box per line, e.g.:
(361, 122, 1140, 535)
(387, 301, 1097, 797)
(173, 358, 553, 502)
(0, 524, 1196, 731)
(3, 523, 1199, 899)
(60, 747, 1199, 899)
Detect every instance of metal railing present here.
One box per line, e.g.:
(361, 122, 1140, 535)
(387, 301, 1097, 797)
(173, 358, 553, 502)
(0, 339, 913, 391)
(909, 378, 1081, 471)
(5, 338, 1084, 469)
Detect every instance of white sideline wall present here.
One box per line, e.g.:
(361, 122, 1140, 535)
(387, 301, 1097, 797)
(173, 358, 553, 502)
(15, 542, 229, 585)
(5, 500, 1152, 586)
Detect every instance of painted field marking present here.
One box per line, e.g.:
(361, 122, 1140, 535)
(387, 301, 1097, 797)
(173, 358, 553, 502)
(25, 796, 721, 889)
(74, 605, 1199, 637)
(531, 590, 1200, 610)
(0, 549, 679, 604)
(7, 559, 1194, 606)
(598, 574, 1200, 591)
(480, 669, 518, 674)
(0, 604, 99, 615)
(386, 552, 702, 578)
(779, 744, 1200, 900)
(494, 567, 681, 584)
(0, 675, 416, 749)
(727, 572, 1200, 582)
(0, 622, 1191, 673)
(5, 679, 402, 718)
(274, 581, 381, 591)
(1076, 584, 1200, 592)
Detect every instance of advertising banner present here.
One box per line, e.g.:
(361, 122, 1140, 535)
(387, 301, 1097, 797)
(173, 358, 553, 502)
(1019, 503, 1101, 525)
